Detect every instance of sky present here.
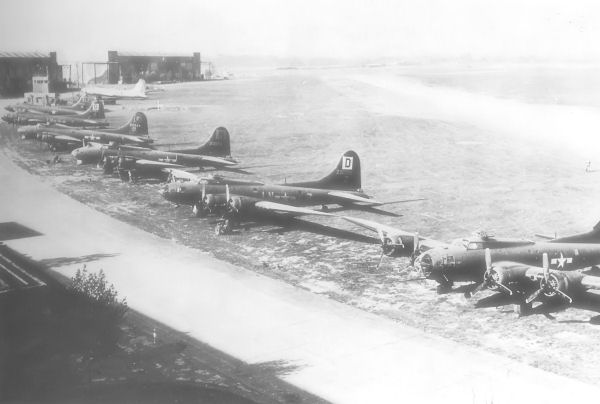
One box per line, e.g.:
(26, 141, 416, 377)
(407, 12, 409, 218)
(1, 0, 600, 64)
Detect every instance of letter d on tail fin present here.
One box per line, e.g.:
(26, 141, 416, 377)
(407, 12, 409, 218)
(196, 127, 231, 157)
(317, 150, 361, 191)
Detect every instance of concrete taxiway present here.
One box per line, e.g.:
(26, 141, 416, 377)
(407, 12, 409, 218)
(1, 151, 599, 404)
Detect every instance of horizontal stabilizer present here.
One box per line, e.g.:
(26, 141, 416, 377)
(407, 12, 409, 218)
(328, 190, 381, 205)
(195, 155, 238, 167)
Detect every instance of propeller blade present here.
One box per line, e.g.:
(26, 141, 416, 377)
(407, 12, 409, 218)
(525, 288, 543, 304)
(375, 248, 385, 270)
(226, 184, 230, 202)
(555, 289, 573, 304)
(466, 281, 487, 298)
(413, 232, 419, 253)
(484, 248, 492, 270)
(201, 182, 206, 200)
(542, 252, 549, 282)
(377, 228, 386, 244)
(496, 283, 514, 296)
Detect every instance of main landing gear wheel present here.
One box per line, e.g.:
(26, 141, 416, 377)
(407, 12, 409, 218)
(516, 301, 532, 317)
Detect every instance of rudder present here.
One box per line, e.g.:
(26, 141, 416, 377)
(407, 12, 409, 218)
(80, 99, 105, 119)
(116, 112, 148, 135)
(171, 127, 231, 157)
(196, 127, 231, 157)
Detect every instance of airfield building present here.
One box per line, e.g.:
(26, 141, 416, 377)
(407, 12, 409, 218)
(107, 51, 202, 84)
(0, 52, 63, 96)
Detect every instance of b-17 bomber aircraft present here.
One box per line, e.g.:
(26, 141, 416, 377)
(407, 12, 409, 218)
(71, 127, 237, 181)
(341, 215, 600, 312)
(161, 151, 414, 234)
(5, 96, 89, 115)
(1, 99, 107, 128)
(17, 112, 151, 151)
(82, 79, 148, 100)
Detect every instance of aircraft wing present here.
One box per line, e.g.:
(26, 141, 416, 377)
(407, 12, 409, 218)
(327, 190, 382, 205)
(254, 201, 335, 217)
(499, 263, 600, 291)
(581, 275, 600, 290)
(134, 159, 184, 169)
(162, 168, 201, 182)
(340, 215, 450, 249)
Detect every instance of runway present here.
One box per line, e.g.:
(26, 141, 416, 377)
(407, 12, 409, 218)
(1, 144, 599, 403)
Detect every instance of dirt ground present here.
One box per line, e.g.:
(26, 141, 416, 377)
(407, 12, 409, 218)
(2, 66, 600, 386)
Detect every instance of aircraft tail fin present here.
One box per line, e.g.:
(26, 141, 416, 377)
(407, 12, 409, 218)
(552, 219, 600, 244)
(79, 99, 105, 119)
(172, 127, 231, 157)
(133, 79, 146, 95)
(288, 150, 362, 191)
(114, 112, 149, 135)
(70, 96, 85, 109)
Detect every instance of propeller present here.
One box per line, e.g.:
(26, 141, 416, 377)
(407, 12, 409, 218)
(467, 248, 514, 298)
(525, 253, 573, 304)
(375, 228, 387, 270)
(526, 253, 549, 304)
(466, 248, 493, 298)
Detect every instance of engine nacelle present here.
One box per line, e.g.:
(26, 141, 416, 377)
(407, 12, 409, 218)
(381, 236, 413, 257)
(203, 194, 228, 211)
(540, 272, 570, 299)
(228, 196, 256, 212)
(485, 264, 529, 292)
(117, 156, 136, 169)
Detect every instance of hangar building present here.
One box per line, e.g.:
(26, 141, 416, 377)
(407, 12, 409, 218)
(107, 51, 202, 84)
(0, 52, 63, 96)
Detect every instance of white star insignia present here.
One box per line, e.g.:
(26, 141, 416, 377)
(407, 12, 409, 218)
(551, 252, 573, 269)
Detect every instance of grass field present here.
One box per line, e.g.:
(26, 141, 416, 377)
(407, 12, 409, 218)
(3, 65, 600, 385)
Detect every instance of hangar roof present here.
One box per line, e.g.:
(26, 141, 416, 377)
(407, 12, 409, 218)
(115, 51, 195, 58)
(0, 51, 50, 59)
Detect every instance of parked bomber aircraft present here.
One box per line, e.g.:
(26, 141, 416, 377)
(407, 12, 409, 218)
(17, 112, 151, 151)
(71, 127, 236, 181)
(82, 79, 147, 100)
(5, 96, 89, 115)
(161, 151, 412, 234)
(1, 99, 107, 128)
(341, 216, 600, 310)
